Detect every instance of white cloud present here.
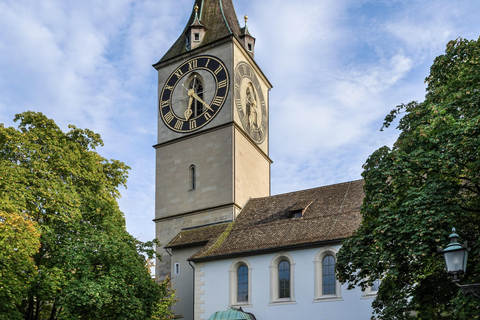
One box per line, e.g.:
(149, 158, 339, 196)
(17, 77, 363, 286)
(1, 0, 479, 242)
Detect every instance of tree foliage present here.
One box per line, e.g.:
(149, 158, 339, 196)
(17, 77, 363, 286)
(337, 37, 480, 319)
(0, 112, 176, 319)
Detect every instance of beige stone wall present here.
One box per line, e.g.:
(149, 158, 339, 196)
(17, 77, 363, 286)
(233, 128, 271, 208)
(155, 126, 234, 220)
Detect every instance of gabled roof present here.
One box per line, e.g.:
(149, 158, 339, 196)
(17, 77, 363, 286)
(189, 180, 365, 261)
(157, 0, 243, 64)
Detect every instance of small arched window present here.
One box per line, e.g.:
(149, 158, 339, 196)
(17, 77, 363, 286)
(322, 255, 336, 295)
(278, 260, 290, 298)
(189, 165, 196, 190)
(237, 265, 248, 302)
(188, 76, 204, 117)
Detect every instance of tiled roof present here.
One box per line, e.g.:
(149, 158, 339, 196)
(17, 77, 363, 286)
(190, 180, 364, 261)
(165, 222, 230, 249)
(158, 0, 243, 64)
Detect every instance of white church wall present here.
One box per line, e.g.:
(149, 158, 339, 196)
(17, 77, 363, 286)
(199, 246, 376, 320)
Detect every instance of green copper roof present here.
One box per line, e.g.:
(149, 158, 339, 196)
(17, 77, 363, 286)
(157, 0, 243, 64)
(207, 308, 255, 320)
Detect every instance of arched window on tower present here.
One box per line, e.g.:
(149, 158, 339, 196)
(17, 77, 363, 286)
(188, 75, 204, 117)
(189, 165, 196, 190)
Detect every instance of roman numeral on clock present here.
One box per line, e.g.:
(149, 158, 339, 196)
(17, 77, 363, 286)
(164, 111, 174, 123)
(218, 80, 227, 88)
(212, 96, 224, 106)
(161, 100, 170, 108)
(174, 120, 184, 130)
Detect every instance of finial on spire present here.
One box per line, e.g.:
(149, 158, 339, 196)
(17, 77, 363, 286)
(244, 15, 248, 24)
(195, 4, 199, 13)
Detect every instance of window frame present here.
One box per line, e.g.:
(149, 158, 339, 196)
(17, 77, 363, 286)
(229, 259, 252, 307)
(314, 247, 342, 301)
(174, 262, 180, 275)
(362, 279, 381, 298)
(269, 252, 295, 304)
(189, 165, 196, 191)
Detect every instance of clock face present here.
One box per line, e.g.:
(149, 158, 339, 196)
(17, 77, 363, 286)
(234, 61, 267, 144)
(159, 55, 229, 133)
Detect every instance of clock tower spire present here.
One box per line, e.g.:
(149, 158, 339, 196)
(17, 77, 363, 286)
(153, 2, 272, 317)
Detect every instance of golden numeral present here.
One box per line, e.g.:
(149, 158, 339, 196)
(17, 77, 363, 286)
(164, 85, 174, 91)
(212, 96, 224, 106)
(214, 66, 223, 75)
(161, 100, 170, 108)
(189, 120, 197, 129)
(205, 59, 210, 68)
(218, 80, 227, 88)
(188, 60, 198, 70)
(204, 112, 212, 120)
(174, 120, 184, 130)
(164, 111, 174, 123)
(174, 69, 184, 79)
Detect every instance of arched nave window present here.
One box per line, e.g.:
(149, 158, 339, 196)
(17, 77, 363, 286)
(314, 247, 342, 301)
(269, 253, 295, 304)
(229, 259, 252, 307)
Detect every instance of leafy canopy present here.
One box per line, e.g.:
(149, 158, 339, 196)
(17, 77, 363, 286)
(337, 37, 480, 319)
(0, 112, 176, 320)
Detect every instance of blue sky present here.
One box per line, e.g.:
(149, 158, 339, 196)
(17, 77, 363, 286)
(1, 0, 479, 243)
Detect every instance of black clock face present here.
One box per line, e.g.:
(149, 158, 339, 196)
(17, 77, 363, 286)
(159, 55, 229, 133)
(234, 61, 267, 144)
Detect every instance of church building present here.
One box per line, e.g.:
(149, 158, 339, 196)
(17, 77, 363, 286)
(153, 1, 376, 319)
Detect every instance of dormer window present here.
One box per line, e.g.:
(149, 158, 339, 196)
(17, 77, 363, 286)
(291, 210, 303, 218)
(247, 43, 253, 52)
(194, 33, 200, 41)
(287, 199, 315, 219)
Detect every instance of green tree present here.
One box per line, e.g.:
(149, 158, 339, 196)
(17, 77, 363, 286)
(337, 37, 480, 319)
(0, 112, 176, 319)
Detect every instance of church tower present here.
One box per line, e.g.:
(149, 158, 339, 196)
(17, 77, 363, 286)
(153, 0, 272, 283)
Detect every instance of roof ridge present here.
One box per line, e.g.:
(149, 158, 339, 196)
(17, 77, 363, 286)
(254, 179, 364, 200)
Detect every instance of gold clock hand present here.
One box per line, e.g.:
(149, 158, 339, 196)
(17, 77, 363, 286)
(185, 96, 193, 120)
(192, 92, 214, 112)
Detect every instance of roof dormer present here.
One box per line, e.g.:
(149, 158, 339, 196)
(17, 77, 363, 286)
(240, 15, 255, 58)
(288, 199, 316, 219)
(185, 5, 206, 51)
